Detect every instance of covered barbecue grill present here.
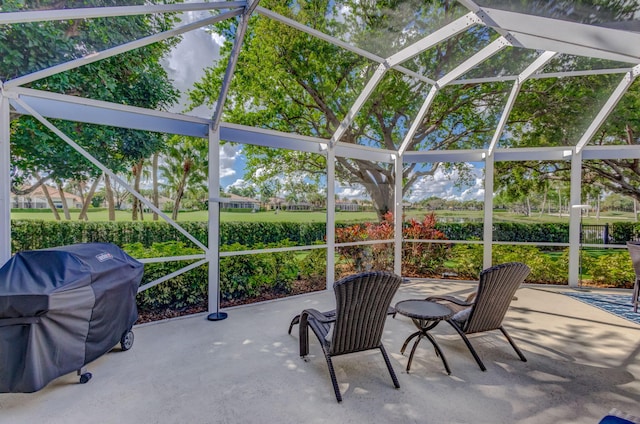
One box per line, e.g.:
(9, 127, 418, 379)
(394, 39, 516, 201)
(0, 242, 143, 392)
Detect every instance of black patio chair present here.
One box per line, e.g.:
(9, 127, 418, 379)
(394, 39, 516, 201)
(626, 242, 640, 313)
(426, 262, 531, 371)
(293, 271, 402, 402)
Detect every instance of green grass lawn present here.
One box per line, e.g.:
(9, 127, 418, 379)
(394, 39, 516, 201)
(10, 209, 376, 223)
(10, 207, 638, 225)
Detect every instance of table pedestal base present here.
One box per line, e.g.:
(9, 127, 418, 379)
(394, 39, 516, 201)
(400, 324, 451, 375)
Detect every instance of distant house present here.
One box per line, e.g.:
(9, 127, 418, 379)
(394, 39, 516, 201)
(282, 201, 312, 211)
(266, 197, 285, 211)
(220, 194, 260, 210)
(336, 201, 360, 212)
(13, 185, 83, 209)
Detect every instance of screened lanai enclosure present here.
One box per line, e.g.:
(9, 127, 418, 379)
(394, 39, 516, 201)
(2, 0, 640, 318)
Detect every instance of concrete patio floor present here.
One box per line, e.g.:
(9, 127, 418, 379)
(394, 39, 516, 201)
(1, 280, 639, 424)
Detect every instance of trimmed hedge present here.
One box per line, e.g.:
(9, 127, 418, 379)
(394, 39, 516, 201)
(11, 220, 640, 253)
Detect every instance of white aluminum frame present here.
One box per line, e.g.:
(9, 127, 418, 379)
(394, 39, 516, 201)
(2, 1, 640, 318)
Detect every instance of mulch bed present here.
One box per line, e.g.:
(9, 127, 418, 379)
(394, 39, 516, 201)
(136, 277, 326, 324)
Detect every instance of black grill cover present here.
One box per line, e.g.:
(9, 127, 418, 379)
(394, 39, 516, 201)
(0, 243, 143, 392)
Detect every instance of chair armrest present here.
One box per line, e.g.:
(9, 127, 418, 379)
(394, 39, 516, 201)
(301, 308, 334, 324)
(425, 295, 473, 307)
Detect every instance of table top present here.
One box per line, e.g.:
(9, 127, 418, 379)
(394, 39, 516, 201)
(394, 299, 453, 320)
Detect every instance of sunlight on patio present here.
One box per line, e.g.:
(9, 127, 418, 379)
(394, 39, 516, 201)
(0, 280, 638, 424)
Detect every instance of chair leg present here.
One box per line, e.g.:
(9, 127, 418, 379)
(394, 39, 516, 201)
(324, 354, 342, 402)
(298, 314, 310, 357)
(633, 278, 639, 313)
(445, 320, 487, 371)
(499, 326, 527, 362)
(379, 344, 400, 389)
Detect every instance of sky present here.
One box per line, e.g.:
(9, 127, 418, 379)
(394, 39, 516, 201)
(161, 5, 484, 203)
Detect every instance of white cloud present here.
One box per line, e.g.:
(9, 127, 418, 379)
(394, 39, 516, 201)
(407, 167, 485, 202)
(219, 143, 239, 178)
(162, 4, 223, 117)
(336, 185, 367, 200)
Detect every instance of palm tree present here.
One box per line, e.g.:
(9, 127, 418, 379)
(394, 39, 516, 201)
(160, 136, 208, 220)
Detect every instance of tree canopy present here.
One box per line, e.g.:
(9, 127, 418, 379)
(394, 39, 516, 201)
(2, 0, 180, 203)
(189, 0, 640, 219)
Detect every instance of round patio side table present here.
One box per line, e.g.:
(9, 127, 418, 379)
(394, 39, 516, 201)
(394, 299, 454, 374)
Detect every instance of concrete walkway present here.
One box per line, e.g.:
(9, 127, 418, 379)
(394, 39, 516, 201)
(1, 280, 639, 424)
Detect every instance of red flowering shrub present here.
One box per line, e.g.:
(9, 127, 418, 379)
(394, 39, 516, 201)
(401, 213, 450, 276)
(335, 212, 450, 276)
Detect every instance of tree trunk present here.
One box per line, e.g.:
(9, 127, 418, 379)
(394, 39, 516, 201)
(35, 173, 60, 221)
(526, 197, 531, 217)
(539, 190, 547, 218)
(104, 173, 116, 221)
(152, 152, 159, 221)
(132, 160, 143, 221)
(172, 173, 189, 221)
(78, 176, 101, 221)
(56, 182, 71, 220)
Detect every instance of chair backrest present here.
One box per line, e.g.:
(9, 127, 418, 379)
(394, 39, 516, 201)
(464, 262, 530, 334)
(626, 242, 640, 279)
(329, 271, 402, 356)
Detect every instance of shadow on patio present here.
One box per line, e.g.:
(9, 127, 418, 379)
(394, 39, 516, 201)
(1, 280, 639, 424)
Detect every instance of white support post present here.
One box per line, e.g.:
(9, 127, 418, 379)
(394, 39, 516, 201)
(483, 153, 494, 269)
(0, 94, 10, 265)
(568, 150, 583, 287)
(207, 127, 226, 320)
(394, 155, 403, 276)
(326, 145, 336, 290)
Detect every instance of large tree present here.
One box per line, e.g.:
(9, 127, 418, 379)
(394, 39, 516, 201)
(189, 0, 517, 219)
(188, 0, 640, 219)
(2, 0, 180, 219)
(496, 68, 640, 206)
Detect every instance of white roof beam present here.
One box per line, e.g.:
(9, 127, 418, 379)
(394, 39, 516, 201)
(211, 0, 260, 131)
(494, 147, 571, 162)
(329, 63, 388, 148)
(582, 145, 640, 160)
(575, 64, 640, 152)
(386, 13, 481, 67)
(8, 87, 210, 137)
(486, 51, 557, 156)
(403, 149, 485, 163)
(12, 96, 209, 252)
(219, 122, 327, 154)
(0, 2, 246, 24)
(479, 8, 640, 64)
(4, 9, 243, 89)
(256, 6, 437, 86)
(397, 86, 438, 156)
(447, 68, 631, 86)
(436, 36, 511, 88)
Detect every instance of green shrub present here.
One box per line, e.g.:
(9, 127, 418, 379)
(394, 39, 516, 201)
(219, 242, 299, 300)
(450, 244, 483, 279)
(493, 245, 568, 284)
(585, 250, 635, 288)
(609, 222, 640, 244)
(123, 242, 208, 311)
(298, 246, 327, 280)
